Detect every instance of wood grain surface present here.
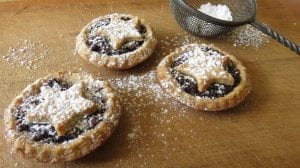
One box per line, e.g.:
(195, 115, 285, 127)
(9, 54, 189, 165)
(0, 0, 299, 167)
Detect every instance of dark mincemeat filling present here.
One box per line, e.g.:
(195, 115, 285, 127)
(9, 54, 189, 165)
(86, 17, 147, 56)
(14, 78, 106, 144)
(171, 47, 241, 99)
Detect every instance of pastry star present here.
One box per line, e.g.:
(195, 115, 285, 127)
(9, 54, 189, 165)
(175, 47, 234, 92)
(26, 82, 97, 136)
(95, 13, 143, 50)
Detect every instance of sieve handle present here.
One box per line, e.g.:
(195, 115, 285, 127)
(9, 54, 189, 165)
(251, 21, 300, 55)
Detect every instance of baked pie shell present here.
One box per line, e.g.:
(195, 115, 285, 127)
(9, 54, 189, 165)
(157, 44, 251, 111)
(4, 72, 121, 162)
(75, 13, 157, 70)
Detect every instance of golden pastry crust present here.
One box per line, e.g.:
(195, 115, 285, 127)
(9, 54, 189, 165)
(157, 44, 251, 111)
(75, 13, 157, 70)
(4, 72, 121, 162)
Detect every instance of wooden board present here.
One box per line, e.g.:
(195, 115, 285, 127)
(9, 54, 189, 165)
(0, 0, 299, 167)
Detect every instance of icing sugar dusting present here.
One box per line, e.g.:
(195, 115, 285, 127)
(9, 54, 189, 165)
(108, 70, 190, 140)
(229, 24, 270, 48)
(2, 39, 50, 69)
(107, 70, 195, 166)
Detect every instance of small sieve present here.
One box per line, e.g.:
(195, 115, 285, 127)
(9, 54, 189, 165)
(170, 0, 300, 54)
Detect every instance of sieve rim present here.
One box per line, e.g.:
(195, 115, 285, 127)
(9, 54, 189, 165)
(172, 0, 257, 27)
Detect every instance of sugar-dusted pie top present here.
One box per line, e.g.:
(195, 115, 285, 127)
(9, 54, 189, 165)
(86, 13, 147, 56)
(26, 82, 97, 136)
(8, 74, 119, 144)
(75, 13, 157, 70)
(5, 72, 122, 162)
(174, 46, 234, 92)
(168, 44, 241, 99)
(95, 13, 143, 50)
(157, 43, 251, 111)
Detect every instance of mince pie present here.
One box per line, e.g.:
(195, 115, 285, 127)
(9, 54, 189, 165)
(157, 44, 251, 111)
(4, 72, 121, 162)
(75, 13, 157, 70)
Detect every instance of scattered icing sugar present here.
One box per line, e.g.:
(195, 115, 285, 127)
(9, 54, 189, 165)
(198, 3, 233, 21)
(107, 69, 194, 166)
(158, 32, 199, 56)
(228, 24, 270, 48)
(110, 70, 169, 103)
(109, 70, 190, 142)
(1, 39, 50, 69)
